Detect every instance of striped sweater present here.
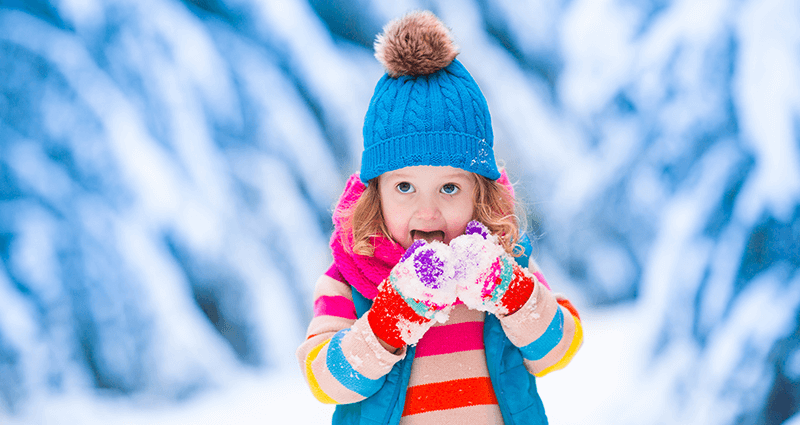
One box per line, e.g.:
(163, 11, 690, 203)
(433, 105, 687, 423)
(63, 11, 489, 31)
(297, 261, 583, 424)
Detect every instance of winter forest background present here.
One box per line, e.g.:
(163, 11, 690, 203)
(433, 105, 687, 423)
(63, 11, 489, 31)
(1, 0, 799, 424)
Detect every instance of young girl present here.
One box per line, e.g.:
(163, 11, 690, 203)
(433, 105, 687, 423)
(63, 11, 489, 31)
(297, 11, 583, 424)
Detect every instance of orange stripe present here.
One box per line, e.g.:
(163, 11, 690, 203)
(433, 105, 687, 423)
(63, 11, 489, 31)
(402, 377, 498, 416)
(557, 298, 580, 320)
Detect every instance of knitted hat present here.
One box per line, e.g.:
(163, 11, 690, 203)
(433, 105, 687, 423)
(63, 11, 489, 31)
(360, 11, 500, 183)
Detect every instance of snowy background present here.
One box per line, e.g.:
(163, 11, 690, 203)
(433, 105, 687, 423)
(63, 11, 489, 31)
(1, 0, 799, 424)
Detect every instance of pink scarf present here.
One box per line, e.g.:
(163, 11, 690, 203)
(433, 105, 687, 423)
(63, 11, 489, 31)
(329, 171, 515, 300)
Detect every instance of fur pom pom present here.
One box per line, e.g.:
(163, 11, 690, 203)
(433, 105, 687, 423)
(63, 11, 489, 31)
(374, 10, 459, 78)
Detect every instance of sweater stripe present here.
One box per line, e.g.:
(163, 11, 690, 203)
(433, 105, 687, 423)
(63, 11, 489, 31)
(519, 306, 564, 361)
(402, 376, 498, 416)
(326, 329, 385, 396)
(304, 339, 338, 404)
(407, 350, 491, 387)
(314, 295, 357, 319)
(533, 270, 550, 290)
(535, 313, 583, 377)
(414, 321, 484, 357)
(557, 297, 581, 320)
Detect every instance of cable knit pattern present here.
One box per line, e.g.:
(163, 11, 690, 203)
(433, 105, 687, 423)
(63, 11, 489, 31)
(406, 77, 426, 135)
(360, 59, 500, 183)
(471, 98, 484, 140)
(360, 12, 499, 182)
(441, 77, 464, 134)
(369, 78, 393, 147)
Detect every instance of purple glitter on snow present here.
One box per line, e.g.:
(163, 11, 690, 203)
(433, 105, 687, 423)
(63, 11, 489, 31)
(401, 240, 426, 262)
(465, 221, 489, 238)
(414, 248, 444, 289)
(453, 249, 480, 280)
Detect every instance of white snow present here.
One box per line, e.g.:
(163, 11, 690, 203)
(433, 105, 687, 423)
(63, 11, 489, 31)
(1, 0, 799, 424)
(392, 241, 459, 317)
(449, 232, 509, 313)
(3, 371, 335, 425)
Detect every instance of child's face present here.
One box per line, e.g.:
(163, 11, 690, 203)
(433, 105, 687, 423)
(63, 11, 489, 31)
(379, 165, 476, 249)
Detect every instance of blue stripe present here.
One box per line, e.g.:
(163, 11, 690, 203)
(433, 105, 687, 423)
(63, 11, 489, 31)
(326, 329, 386, 397)
(490, 256, 515, 303)
(520, 307, 564, 361)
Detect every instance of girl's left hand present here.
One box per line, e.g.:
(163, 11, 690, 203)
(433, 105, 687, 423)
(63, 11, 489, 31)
(450, 221, 536, 316)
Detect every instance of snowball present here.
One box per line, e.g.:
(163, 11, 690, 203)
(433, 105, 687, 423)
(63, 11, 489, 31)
(392, 241, 458, 315)
(449, 232, 507, 312)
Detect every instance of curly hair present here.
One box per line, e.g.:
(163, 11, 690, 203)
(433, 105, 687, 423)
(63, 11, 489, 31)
(336, 171, 526, 257)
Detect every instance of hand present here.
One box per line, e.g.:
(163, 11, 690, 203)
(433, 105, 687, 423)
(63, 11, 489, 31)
(450, 221, 535, 316)
(368, 240, 458, 349)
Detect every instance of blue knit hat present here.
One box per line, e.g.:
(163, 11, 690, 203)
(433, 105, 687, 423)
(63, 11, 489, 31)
(360, 11, 500, 183)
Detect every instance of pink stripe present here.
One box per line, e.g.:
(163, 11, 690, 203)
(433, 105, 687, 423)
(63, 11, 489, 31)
(415, 321, 484, 357)
(314, 295, 356, 319)
(534, 271, 550, 290)
(325, 263, 344, 282)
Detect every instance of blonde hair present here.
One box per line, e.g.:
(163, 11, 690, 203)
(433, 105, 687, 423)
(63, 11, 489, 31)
(336, 172, 526, 257)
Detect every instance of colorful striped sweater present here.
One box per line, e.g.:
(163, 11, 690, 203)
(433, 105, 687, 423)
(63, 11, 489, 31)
(296, 174, 582, 423)
(297, 261, 583, 424)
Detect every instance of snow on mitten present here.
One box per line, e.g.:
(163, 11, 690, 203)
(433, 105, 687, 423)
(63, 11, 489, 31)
(450, 221, 535, 316)
(368, 240, 457, 349)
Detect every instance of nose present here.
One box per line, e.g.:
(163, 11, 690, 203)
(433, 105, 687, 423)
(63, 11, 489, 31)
(414, 193, 441, 221)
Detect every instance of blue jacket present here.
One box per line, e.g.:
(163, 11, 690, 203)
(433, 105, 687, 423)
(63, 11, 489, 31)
(333, 237, 548, 425)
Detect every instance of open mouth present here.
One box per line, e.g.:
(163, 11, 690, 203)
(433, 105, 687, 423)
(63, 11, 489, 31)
(411, 230, 445, 244)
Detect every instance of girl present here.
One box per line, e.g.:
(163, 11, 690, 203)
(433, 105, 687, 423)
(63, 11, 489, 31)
(297, 11, 583, 425)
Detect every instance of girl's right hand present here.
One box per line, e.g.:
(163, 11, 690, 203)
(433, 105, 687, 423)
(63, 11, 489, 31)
(367, 240, 458, 349)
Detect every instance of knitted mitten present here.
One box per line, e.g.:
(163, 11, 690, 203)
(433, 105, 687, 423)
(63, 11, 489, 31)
(368, 240, 458, 349)
(450, 221, 536, 316)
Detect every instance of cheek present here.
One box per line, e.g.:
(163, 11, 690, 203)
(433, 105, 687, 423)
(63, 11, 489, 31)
(385, 218, 407, 240)
(381, 200, 411, 243)
(445, 200, 475, 236)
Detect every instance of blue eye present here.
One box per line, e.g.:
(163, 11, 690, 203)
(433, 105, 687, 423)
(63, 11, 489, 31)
(441, 184, 459, 195)
(397, 182, 415, 193)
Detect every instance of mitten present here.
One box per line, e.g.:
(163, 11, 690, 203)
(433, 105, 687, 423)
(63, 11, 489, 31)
(368, 240, 458, 349)
(450, 221, 536, 316)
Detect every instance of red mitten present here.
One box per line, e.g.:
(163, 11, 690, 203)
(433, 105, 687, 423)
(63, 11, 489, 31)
(450, 221, 536, 316)
(368, 240, 457, 349)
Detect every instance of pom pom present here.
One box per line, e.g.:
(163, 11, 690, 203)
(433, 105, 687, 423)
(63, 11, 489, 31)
(374, 10, 459, 78)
